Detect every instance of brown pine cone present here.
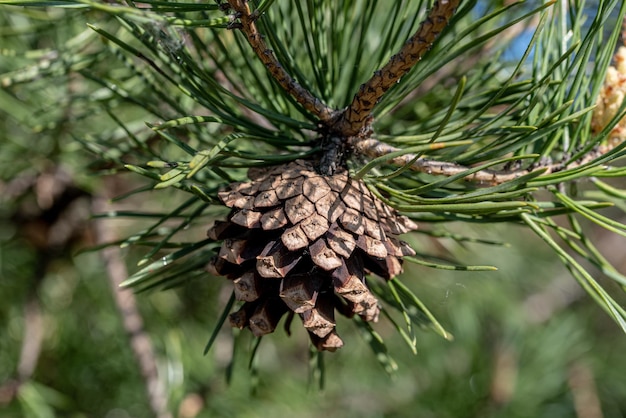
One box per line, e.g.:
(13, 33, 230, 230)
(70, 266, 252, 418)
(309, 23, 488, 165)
(207, 159, 417, 351)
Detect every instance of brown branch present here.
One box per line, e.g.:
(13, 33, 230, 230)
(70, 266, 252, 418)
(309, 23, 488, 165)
(568, 362, 604, 418)
(93, 194, 172, 418)
(16, 297, 44, 382)
(0, 295, 45, 406)
(334, 0, 461, 136)
(398, 2, 538, 113)
(350, 137, 612, 186)
(226, 0, 336, 123)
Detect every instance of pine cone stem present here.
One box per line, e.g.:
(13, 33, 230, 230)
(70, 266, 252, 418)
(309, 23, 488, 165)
(334, 0, 460, 136)
(226, 0, 336, 123)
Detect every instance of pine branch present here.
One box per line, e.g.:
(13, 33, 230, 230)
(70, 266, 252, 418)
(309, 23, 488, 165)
(226, 0, 336, 123)
(350, 137, 616, 186)
(93, 194, 172, 418)
(5, 0, 626, 372)
(333, 0, 460, 136)
(0, 296, 44, 404)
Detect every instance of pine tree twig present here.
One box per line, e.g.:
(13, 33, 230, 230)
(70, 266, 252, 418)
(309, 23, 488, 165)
(568, 362, 603, 418)
(399, 6, 539, 112)
(334, 0, 460, 136)
(93, 194, 172, 418)
(349, 137, 613, 186)
(16, 297, 44, 383)
(0, 296, 44, 406)
(226, 0, 336, 123)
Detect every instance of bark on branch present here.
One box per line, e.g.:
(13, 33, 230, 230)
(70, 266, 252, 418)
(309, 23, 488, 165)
(334, 0, 460, 136)
(349, 137, 612, 186)
(226, 0, 336, 123)
(93, 195, 172, 418)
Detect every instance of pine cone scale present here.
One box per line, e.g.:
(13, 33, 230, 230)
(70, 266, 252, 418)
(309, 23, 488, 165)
(281, 224, 309, 250)
(310, 238, 343, 270)
(326, 223, 357, 258)
(254, 189, 280, 207)
(302, 177, 332, 202)
(285, 194, 315, 224)
(233, 272, 260, 301)
(279, 274, 320, 313)
(260, 207, 288, 230)
(275, 177, 303, 199)
(230, 209, 262, 228)
(339, 208, 366, 235)
(256, 241, 302, 278)
(249, 298, 287, 336)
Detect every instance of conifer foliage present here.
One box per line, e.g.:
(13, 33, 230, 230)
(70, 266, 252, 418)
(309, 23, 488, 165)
(2, 0, 626, 364)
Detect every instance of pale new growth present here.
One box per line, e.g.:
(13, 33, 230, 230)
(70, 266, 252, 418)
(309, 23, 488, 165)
(592, 46, 626, 144)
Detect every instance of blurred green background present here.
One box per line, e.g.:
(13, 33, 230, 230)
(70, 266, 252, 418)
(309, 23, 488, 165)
(3, 185, 626, 417)
(2, 3, 626, 418)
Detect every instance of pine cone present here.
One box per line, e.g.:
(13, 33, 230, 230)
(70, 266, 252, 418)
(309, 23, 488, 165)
(207, 159, 417, 351)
